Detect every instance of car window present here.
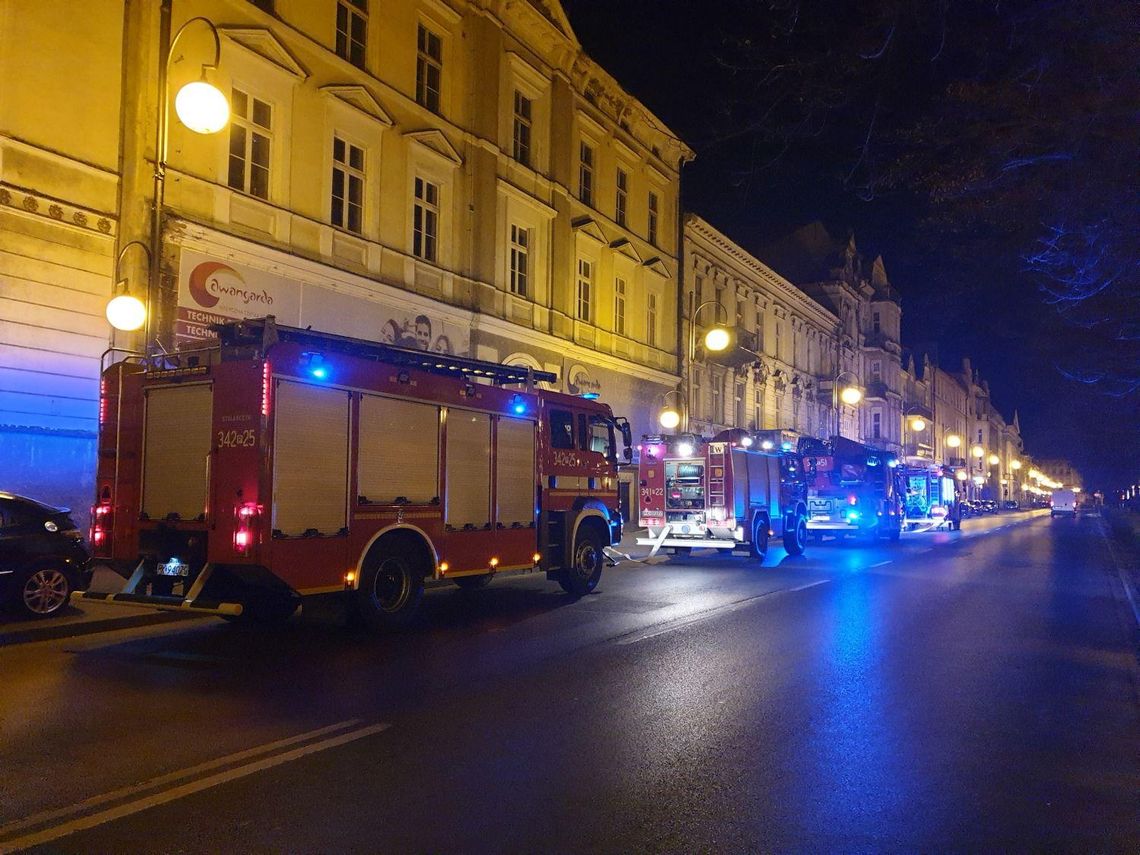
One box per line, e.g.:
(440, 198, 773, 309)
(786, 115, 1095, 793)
(549, 409, 575, 449)
(587, 417, 613, 457)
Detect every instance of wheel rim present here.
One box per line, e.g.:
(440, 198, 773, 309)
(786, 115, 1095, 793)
(372, 557, 411, 613)
(574, 542, 600, 579)
(797, 518, 807, 547)
(23, 569, 70, 615)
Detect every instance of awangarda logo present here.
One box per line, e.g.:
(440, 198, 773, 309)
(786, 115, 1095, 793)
(188, 261, 274, 309)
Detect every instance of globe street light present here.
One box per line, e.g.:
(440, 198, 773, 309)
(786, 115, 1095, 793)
(106, 240, 151, 332)
(114, 16, 229, 354)
(685, 300, 735, 431)
(832, 370, 862, 438)
(658, 389, 683, 431)
(987, 453, 1000, 466)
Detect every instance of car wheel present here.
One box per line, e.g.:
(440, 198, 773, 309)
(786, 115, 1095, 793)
(19, 567, 72, 617)
(783, 514, 808, 556)
(559, 527, 604, 595)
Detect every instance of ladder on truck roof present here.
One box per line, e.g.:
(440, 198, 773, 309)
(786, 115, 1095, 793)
(214, 316, 559, 387)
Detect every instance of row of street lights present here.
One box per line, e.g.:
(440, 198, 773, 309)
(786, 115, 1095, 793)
(106, 17, 231, 343)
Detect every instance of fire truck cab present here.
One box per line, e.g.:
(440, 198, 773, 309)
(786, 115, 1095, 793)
(800, 436, 904, 542)
(636, 429, 809, 560)
(78, 317, 630, 627)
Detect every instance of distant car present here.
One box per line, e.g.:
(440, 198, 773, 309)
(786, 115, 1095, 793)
(980, 499, 999, 514)
(1002, 500, 1020, 510)
(0, 493, 92, 617)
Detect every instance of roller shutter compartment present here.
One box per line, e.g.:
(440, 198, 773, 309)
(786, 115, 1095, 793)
(142, 384, 212, 521)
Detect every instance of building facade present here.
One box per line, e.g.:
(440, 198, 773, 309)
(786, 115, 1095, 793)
(1, 0, 693, 520)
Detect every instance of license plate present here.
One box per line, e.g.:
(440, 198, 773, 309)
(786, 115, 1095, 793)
(160, 559, 189, 577)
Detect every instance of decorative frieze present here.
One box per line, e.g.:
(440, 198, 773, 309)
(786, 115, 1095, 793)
(0, 183, 116, 238)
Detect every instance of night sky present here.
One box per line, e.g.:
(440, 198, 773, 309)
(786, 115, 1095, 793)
(562, 0, 1140, 490)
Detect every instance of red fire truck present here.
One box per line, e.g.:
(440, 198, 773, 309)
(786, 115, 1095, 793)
(799, 436, 904, 542)
(77, 317, 630, 627)
(636, 429, 809, 559)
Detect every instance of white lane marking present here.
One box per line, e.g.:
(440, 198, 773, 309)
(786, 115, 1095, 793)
(0, 720, 390, 853)
(618, 578, 831, 645)
(869, 560, 892, 568)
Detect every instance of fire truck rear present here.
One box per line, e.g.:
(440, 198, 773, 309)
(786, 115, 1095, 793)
(79, 317, 630, 626)
(800, 436, 903, 542)
(636, 429, 808, 559)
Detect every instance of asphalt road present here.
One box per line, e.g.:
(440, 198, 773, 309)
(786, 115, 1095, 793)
(1, 511, 1137, 852)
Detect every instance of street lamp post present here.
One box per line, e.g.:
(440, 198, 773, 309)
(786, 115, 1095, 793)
(677, 300, 733, 432)
(106, 240, 152, 334)
(108, 15, 230, 347)
(658, 390, 683, 431)
(903, 406, 927, 460)
(832, 370, 862, 439)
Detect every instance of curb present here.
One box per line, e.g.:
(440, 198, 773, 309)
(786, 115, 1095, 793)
(0, 610, 204, 647)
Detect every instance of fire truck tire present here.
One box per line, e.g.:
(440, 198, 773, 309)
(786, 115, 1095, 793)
(749, 516, 769, 561)
(356, 549, 426, 629)
(559, 527, 604, 595)
(783, 514, 808, 556)
(887, 526, 902, 542)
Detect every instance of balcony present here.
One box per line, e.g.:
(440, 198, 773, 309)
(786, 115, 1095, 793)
(865, 380, 890, 400)
(706, 326, 760, 369)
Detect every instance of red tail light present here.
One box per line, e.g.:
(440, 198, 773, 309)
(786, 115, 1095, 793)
(233, 502, 260, 554)
(848, 494, 858, 505)
(90, 499, 112, 555)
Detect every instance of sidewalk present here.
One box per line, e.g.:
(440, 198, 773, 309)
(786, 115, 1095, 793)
(0, 565, 202, 647)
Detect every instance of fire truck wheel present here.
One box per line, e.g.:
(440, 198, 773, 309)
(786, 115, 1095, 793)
(749, 517, 769, 561)
(559, 527, 604, 595)
(888, 526, 902, 542)
(783, 514, 808, 556)
(357, 550, 426, 628)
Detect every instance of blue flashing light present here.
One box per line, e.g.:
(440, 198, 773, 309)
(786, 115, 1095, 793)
(509, 394, 527, 415)
(310, 366, 329, 380)
(781, 441, 793, 451)
(580, 392, 600, 400)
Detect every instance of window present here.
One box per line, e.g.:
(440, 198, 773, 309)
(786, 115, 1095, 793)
(587, 417, 614, 457)
(712, 375, 722, 422)
(735, 382, 745, 426)
(336, 0, 367, 68)
(249, 0, 274, 12)
(873, 311, 881, 334)
(509, 224, 529, 297)
(871, 360, 882, 380)
(753, 385, 762, 429)
(512, 90, 532, 166)
(648, 191, 659, 245)
(647, 292, 658, 348)
(413, 176, 439, 262)
(613, 277, 626, 336)
(576, 258, 593, 322)
(872, 411, 882, 438)
(774, 319, 782, 357)
(578, 142, 594, 205)
(228, 89, 271, 200)
(331, 136, 364, 233)
(615, 168, 628, 226)
(550, 410, 575, 449)
(416, 24, 442, 113)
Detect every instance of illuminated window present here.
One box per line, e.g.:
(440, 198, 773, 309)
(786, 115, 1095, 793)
(336, 0, 367, 68)
(509, 224, 529, 297)
(413, 177, 439, 262)
(579, 142, 594, 205)
(331, 136, 364, 233)
(416, 25, 442, 113)
(576, 258, 593, 322)
(512, 91, 532, 166)
(228, 89, 271, 200)
(614, 277, 626, 336)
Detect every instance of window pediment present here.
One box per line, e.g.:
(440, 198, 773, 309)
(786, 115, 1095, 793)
(609, 237, 643, 263)
(571, 216, 606, 245)
(321, 85, 395, 127)
(643, 255, 671, 278)
(404, 129, 463, 166)
(221, 28, 308, 80)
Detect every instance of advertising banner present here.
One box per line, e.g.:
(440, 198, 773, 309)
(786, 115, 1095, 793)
(176, 249, 470, 355)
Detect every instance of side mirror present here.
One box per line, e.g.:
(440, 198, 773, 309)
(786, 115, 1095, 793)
(623, 446, 633, 464)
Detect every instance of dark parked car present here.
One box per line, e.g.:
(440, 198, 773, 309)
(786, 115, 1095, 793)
(0, 493, 92, 617)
